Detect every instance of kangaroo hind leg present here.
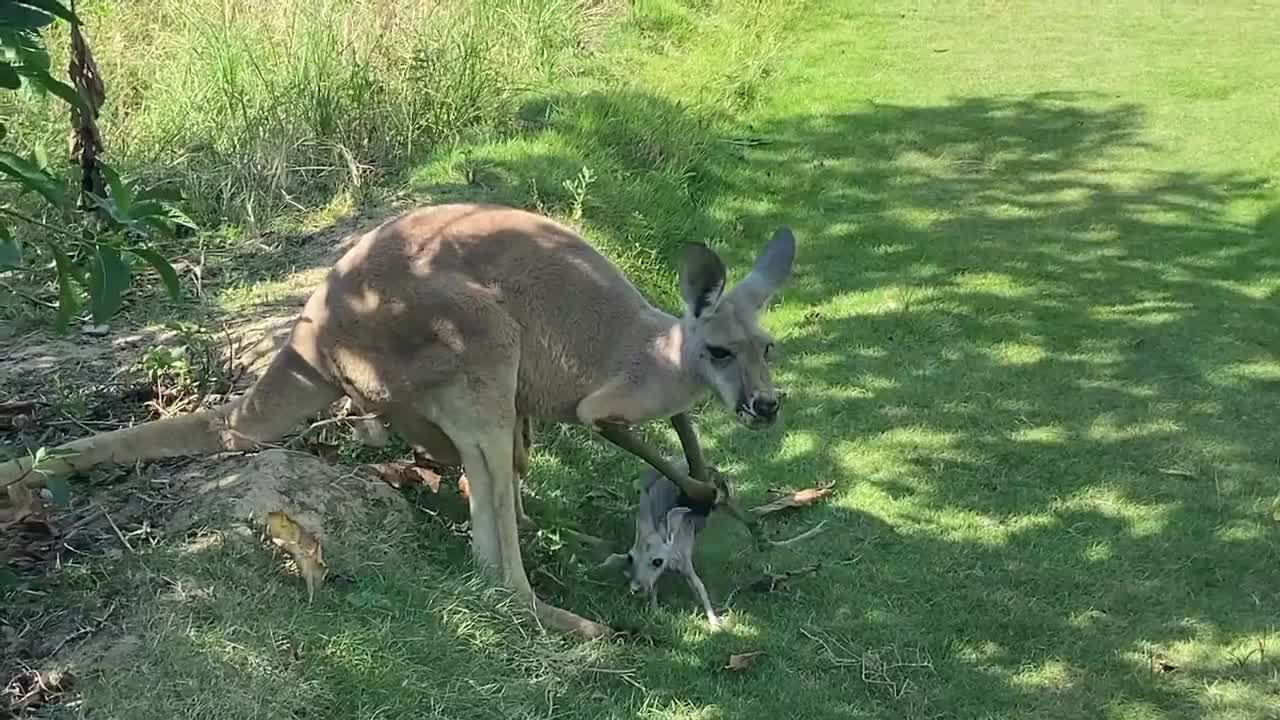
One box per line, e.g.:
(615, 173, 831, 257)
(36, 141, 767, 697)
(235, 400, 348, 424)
(426, 390, 610, 640)
(0, 344, 343, 488)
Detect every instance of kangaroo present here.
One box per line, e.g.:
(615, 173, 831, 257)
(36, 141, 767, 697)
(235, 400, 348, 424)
(606, 458, 721, 626)
(0, 202, 796, 639)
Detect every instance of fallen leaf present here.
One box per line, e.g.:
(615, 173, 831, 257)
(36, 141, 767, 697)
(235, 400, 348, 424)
(750, 483, 834, 516)
(369, 462, 443, 492)
(265, 511, 328, 602)
(457, 474, 470, 499)
(724, 651, 764, 671)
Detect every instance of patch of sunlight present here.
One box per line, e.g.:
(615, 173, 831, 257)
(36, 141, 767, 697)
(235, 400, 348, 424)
(1120, 627, 1279, 688)
(881, 205, 951, 231)
(640, 700, 722, 720)
(894, 148, 948, 172)
(1076, 378, 1159, 398)
(871, 242, 912, 256)
(1009, 423, 1070, 445)
(178, 531, 225, 556)
(1088, 300, 1194, 326)
(899, 507, 1058, 547)
(1231, 272, 1280, 300)
(1086, 413, 1183, 443)
(1050, 486, 1172, 538)
(190, 628, 279, 677)
(1059, 338, 1128, 366)
(1205, 359, 1280, 389)
(281, 189, 359, 234)
(984, 340, 1049, 366)
(1083, 540, 1112, 563)
(216, 266, 329, 313)
(1215, 519, 1267, 543)
(952, 639, 1007, 664)
(985, 202, 1041, 220)
(1067, 607, 1111, 631)
(777, 431, 817, 461)
(1104, 698, 1166, 720)
(951, 271, 1034, 299)
(1009, 658, 1079, 692)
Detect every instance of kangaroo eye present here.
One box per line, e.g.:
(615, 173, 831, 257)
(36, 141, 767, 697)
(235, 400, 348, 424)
(707, 346, 733, 361)
(764, 342, 774, 358)
(625, 553, 633, 565)
(651, 557, 664, 568)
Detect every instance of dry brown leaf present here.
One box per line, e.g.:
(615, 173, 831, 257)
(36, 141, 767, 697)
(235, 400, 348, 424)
(724, 651, 764, 671)
(369, 462, 443, 492)
(409, 466, 443, 493)
(750, 483, 834, 516)
(266, 511, 328, 602)
(4, 482, 44, 526)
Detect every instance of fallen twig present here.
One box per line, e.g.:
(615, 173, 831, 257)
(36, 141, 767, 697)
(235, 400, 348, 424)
(99, 507, 135, 554)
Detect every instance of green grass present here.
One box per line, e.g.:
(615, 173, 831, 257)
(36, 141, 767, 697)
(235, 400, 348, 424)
(6, 0, 1280, 718)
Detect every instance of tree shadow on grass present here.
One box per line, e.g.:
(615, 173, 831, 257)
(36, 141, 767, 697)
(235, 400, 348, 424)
(505, 90, 1279, 719)
(18, 88, 1278, 720)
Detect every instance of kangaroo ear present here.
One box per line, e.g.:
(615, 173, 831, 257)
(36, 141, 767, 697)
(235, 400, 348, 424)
(663, 506, 694, 543)
(727, 227, 795, 309)
(679, 242, 726, 318)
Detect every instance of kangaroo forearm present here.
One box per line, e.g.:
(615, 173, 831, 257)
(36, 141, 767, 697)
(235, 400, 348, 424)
(669, 413, 708, 482)
(595, 424, 718, 505)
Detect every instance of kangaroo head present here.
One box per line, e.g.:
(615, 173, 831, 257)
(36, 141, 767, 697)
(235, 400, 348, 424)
(622, 506, 694, 595)
(679, 227, 796, 430)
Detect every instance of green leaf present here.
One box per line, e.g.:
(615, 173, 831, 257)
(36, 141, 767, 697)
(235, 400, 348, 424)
(0, 3, 55, 29)
(32, 142, 48, 172)
(87, 244, 131, 324)
(0, 149, 65, 208)
(0, 61, 19, 89)
(21, 69, 89, 115)
(99, 163, 132, 219)
(44, 474, 70, 507)
(1, 27, 52, 71)
(14, 0, 80, 25)
(49, 242, 79, 332)
(128, 247, 182, 301)
(85, 192, 131, 230)
(0, 226, 20, 269)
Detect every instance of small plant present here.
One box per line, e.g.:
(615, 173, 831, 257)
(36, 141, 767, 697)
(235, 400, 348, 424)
(563, 165, 596, 221)
(138, 322, 235, 417)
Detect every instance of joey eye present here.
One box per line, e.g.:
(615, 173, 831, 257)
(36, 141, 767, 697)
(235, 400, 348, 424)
(764, 342, 774, 358)
(707, 346, 733, 361)
(651, 557, 664, 568)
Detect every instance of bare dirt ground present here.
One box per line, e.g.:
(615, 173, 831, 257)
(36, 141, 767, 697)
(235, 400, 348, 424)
(0, 200, 462, 715)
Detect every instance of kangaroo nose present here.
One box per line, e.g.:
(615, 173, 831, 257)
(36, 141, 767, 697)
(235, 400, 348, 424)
(753, 396, 778, 419)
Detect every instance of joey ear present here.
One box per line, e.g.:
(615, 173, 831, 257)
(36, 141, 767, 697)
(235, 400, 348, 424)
(727, 226, 796, 309)
(679, 242, 726, 318)
(663, 506, 694, 542)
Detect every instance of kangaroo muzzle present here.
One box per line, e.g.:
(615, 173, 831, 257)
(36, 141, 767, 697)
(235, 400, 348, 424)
(737, 391, 780, 428)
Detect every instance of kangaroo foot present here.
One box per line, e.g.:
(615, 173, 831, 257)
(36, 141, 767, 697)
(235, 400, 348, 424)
(533, 597, 613, 640)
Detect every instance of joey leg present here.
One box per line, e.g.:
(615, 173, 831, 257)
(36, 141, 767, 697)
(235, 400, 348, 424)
(683, 569, 721, 627)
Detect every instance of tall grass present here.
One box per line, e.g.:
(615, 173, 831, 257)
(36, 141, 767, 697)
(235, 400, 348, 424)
(5, 0, 616, 228)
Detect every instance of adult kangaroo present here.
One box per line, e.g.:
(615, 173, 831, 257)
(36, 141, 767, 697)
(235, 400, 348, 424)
(0, 203, 796, 638)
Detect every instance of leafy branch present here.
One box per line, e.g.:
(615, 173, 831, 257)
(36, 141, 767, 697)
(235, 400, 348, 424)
(0, 0, 196, 332)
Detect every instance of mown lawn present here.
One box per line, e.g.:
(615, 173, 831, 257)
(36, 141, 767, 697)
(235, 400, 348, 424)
(7, 1, 1280, 718)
